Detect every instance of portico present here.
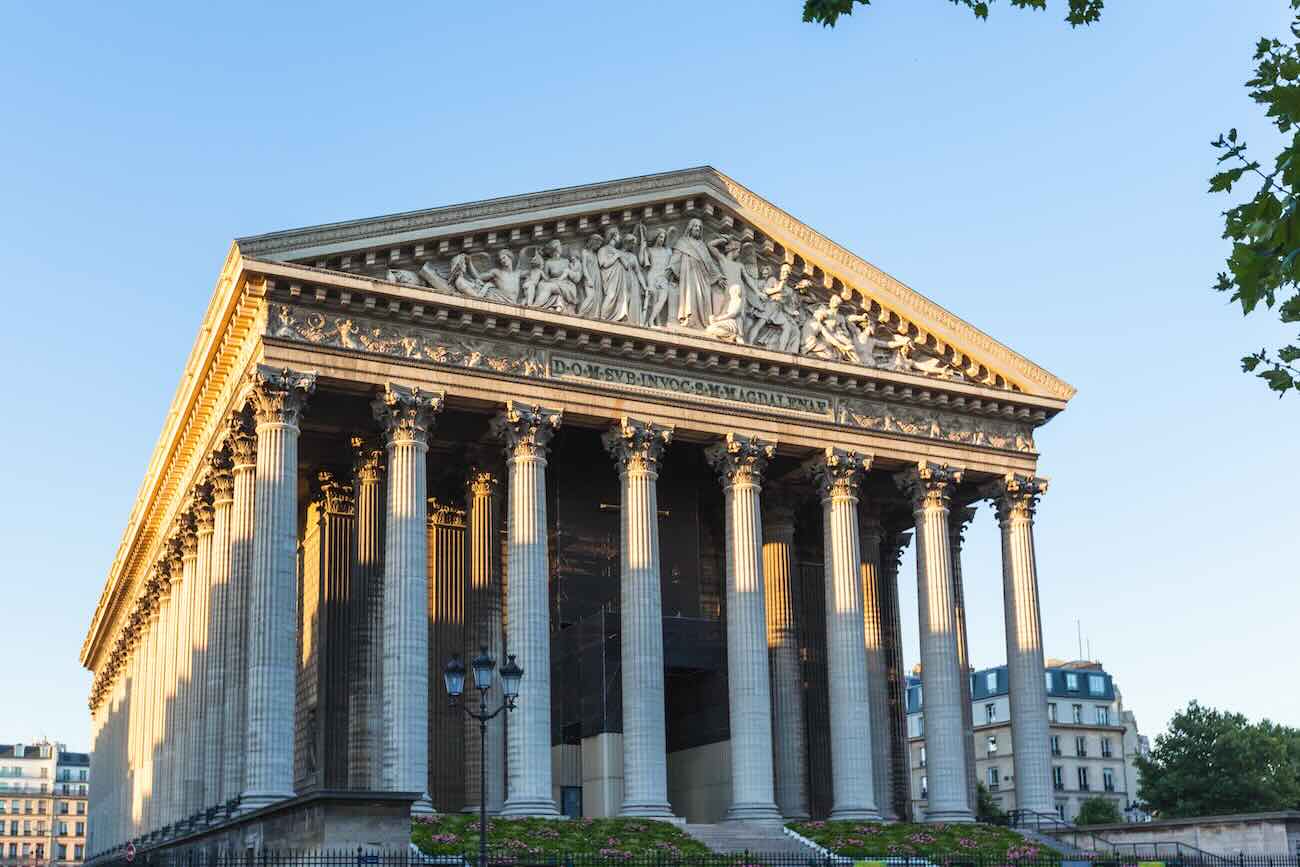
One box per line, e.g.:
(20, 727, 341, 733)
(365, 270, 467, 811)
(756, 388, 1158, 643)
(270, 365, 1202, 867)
(81, 168, 1073, 859)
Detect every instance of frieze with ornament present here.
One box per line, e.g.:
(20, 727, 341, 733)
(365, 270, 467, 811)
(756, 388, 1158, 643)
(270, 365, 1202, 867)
(267, 304, 546, 378)
(837, 397, 1037, 454)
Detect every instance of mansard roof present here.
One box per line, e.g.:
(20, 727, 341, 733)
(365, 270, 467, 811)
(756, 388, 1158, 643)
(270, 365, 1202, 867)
(237, 166, 1074, 402)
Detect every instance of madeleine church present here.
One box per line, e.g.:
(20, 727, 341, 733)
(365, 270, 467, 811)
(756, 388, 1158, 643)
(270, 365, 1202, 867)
(80, 168, 1073, 858)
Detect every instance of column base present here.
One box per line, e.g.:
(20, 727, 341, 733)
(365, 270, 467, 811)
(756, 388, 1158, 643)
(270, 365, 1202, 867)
(500, 797, 561, 818)
(238, 790, 294, 813)
(830, 805, 883, 821)
(723, 802, 783, 823)
(781, 809, 811, 821)
(924, 808, 975, 823)
(411, 796, 435, 817)
(619, 801, 678, 821)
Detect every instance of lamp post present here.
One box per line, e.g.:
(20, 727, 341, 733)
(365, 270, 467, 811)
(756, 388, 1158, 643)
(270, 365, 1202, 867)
(444, 646, 523, 867)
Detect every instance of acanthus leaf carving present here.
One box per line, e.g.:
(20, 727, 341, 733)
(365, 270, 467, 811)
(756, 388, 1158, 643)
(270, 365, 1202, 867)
(704, 432, 775, 489)
(601, 417, 673, 478)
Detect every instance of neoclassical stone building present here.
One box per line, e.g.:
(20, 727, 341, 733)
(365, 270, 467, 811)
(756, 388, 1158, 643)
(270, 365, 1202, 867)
(81, 168, 1074, 858)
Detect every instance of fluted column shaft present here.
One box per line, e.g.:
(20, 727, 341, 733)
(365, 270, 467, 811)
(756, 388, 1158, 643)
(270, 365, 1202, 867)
(880, 529, 912, 819)
(204, 456, 233, 809)
(762, 502, 808, 820)
(898, 463, 973, 823)
(705, 433, 781, 822)
(177, 532, 198, 825)
(223, 419, 256, 803)
(349, 439, 386, 790)
(242, 366, 316, 810)
(950, 507, 979, 814)
(374, 383, 443, 813)
(992, 475, 1054, 814)
(811, 448, 880, 820)
(860, 510, 897, 820)
(463, 467, 505, 814)
(493, 401, 562, 817)
(603, 419, 674, 818)
(147, 570, 170, 833)
(190, 494, 214, 817)
(163, 549, 183, 828)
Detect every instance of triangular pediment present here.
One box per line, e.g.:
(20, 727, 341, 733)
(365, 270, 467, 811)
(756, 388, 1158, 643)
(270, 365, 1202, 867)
(236, 167, 1074, 401)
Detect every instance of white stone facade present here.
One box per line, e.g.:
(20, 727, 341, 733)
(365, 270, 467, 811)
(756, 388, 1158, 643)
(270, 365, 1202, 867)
(80, 169, 1073, 856)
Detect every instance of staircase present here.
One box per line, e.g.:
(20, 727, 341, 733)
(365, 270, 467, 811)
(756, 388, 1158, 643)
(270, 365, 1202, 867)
(684, 822, 815, 855)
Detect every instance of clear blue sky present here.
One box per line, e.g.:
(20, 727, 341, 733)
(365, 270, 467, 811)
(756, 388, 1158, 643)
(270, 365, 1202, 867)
(2, 1, 1296, 752)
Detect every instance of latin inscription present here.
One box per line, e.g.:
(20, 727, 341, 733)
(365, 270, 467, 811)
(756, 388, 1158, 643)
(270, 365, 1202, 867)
(550, 356, 833, 417)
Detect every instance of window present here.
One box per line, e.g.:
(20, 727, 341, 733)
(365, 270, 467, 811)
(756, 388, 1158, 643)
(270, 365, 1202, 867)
(987, 735, 998, 755)
(58, 801, 68, 815)
(1096, 706, 1110, 726)
(919, 746, 927, 768)
(57, 844, 67, 860)
(77, 785, 85, 797)
(1066, 672, 1080, 691)
(1049, 702, 1058, 722)
(75, 821, 84, 836)
(38, 768, 47, 779)
(1089, 674, 1105, 695)
(1056, 803, 1066, 820)
(75, 801, 84, 816)
(1051, 735, 1062, 756)
(1076, 735, 1088, 756)
(24, 800, 31, 814)
(985, 703, 997, 723)
(78, 770, 86, 782)
(986, 671, 998, 691)
(920, 776, 928, 799)
(988, 767, 1001, 790)
(1101, 737, 1114, 758)
(908, 715, 924, 738)
(76, 845, 84, 860)
(37, 800, 46, 814)
(58, 821, 67, 835)
(1045, 671, 1054, 690)
(21, 844, 30, 858)
(1103, 768, 1115, 792)
(23, 820, 31, 835)
(8, 820, 16, 835)
(1072, 704, 1083, 724)
(36, 821, 45, 836)
(35, 844, 44, 860)
(6, 844, 15, 858)
(1052, 766, 1064, 790)
(1078, 767, 1091, 791)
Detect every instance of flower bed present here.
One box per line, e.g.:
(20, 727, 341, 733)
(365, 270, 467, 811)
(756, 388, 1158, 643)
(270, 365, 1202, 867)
(411, 815, 712, 859)
(786, 820, 1062, 861)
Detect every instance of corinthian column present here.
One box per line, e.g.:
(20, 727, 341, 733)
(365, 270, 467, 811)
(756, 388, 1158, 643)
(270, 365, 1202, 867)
(880, 528, 911, 819)
(704, 433, 781, 823)
(950, 506, 979, 815)
(808, 448, 880, 820)
(859, 507, 895, 821)
(602, 418, 674, 819)
(373, 382, 444, 814)
(242, 365, 316, 811)
(349, 437, 386, 790)
(204, 453, 233, 811)
(762, 497, 808, 820)
(988, 474, 1054, 815)
(463, 463, 505, 815)
(223, 416, 256, 804)
(896, 463, 973, 823)
(189, 489, 214, 818)
(166, 538, 187, 829)
(491, 401, 562, 818)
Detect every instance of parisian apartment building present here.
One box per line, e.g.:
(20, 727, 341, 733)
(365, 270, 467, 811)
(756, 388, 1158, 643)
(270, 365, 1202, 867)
(906, 660, 1150, 823)
(0, 740, 90, 866)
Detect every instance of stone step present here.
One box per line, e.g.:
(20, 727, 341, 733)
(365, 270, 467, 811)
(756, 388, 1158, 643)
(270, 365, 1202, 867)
(683, 822, 816, 855)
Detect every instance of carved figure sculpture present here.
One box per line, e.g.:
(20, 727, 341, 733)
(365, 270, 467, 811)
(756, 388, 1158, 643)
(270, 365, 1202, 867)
(747, 263, 801, 353)
(705, 283, 747, 343)
(578, 234, 604, 318)
(621, 231, 648, 327)
(710, 236, 757, 318)
(638, 224, 677, 327)
(670, 218, 727, 329)
(801, 294, 857, 361)
(533, 239, 582, 313)
(597, 228, 631, 323)
(470, 249, 527, 305)
(522, 250, 544, 306)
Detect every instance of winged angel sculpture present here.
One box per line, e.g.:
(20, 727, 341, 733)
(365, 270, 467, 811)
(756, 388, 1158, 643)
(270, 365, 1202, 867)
(384, 221, 976, 382)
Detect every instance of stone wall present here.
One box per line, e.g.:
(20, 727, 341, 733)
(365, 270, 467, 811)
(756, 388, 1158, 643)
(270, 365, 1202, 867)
(1073, 812, 1300, 856)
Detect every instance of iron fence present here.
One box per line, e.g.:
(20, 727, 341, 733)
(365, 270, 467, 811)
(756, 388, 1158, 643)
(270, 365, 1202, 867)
(91, 850, 1300, 867)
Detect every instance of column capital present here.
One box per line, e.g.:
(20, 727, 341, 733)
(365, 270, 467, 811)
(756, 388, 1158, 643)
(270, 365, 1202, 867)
(351, 435, 386, 484)
(372, 383, 445, 446)
(602, 417, 673, 477)
(208, 451, 235, 503)
(193, 485, 215, 535)
(984, 473, 1048, 525)
(490, 400, 562, 459)
(428, 497, 467, 528)
(227, 414, 257, 470)
(704, 432, 775, 488)
(178, 515, 198, 562)
(881, 528, 913, 574)
(804, 447, 871, 502)
(248, 364, 317, 428)
(949, 504, 978, 546)
(466, 466, 499, 499)
(895, 462, 964, 513)
(314, 470, 355, 516)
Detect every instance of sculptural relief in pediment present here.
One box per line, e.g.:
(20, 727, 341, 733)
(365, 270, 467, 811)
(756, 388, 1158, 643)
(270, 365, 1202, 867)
(377, 212, 994, 388)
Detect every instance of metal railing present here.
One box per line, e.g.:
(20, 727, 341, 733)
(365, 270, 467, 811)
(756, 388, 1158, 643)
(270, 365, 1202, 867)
(1005, 809, 1231, 862)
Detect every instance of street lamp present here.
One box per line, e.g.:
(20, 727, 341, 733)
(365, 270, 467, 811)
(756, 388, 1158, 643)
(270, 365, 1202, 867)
(444, 646, 523, 867)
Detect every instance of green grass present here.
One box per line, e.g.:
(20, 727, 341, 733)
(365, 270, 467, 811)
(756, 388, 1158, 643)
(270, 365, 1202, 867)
(786, 820, 1062, 861)
(411, 815, 712, 858)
